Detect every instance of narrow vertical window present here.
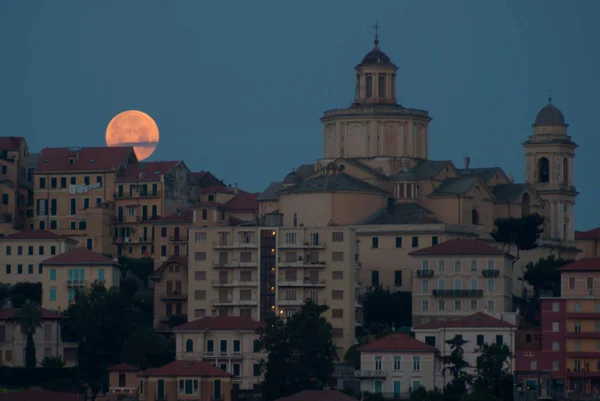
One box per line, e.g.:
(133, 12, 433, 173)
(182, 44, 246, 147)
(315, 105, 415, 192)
(366, 74, 373, 98)
(378, 75, 385, 98)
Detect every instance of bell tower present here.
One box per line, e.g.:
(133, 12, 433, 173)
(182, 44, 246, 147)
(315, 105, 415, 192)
(523, 96, 578, 242)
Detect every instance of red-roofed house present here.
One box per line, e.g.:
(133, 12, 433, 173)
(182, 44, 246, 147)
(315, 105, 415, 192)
(113, 160, 198, 259)
(357, 333, 441, 396)
(575, 227, 600, 259)
(413, 312, 517, 382)
(94, 363, 139, 401)
(40, 247, 121, 310)
(173, 316, 265, 391)
(0, 136, 32, 235)
(408, 238, 515, 325)
(0, 230, 77, 284)
(0, 308, 78, 367)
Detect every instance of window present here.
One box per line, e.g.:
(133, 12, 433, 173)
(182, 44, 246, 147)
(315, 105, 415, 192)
(422, 260, 429, 270)
(588, 277, 594, 290)
(537, 157, 550, 183)
(471, 300, 477, 311)
(422, 300, 429, 311)
(454, 300, 461, 311)
(471, 277, 478, 290)
(49, 288, 57, 302)
(28, 264, 33, 274)
(530, 361, 537, 370)
(575, 302, 582, 312)
(371, 271, 379, 287)
(421, 280, 429, 292)
(332, 309, 343, 318)
(374, 356, 382, 370)
(569, 277, 575, 289)
(185, 339, 193, 353)
(488, 279, 495, 292)
(233, 340, 240, 353)
(552, 360, 559, 371)
(477, 335, 484, 346)
(332, 252, 344, 261)
(253, 363, 261, 376)
(552, 322, 560, 332)
(17, 246, 22, 255)
(552, 302, 560, 312)
(332, 232, 344, 242)
(454, 278, 462, 290)
(438, 260, 445, 273)
(49, 268, 56, 281)
(393, 356, 401, 371)
(28, 246, 33, 255)
(202, 209, 208, 220)
(70, 198, 76, 215)
(253, 339, 261, 352)
(438, 279, 445, 289)
(332, 271, 343, 280)
(395, 237, 402, 248)
(394, 270, 402, 287)
(425, 336, 436, 346)
(439, 300, 445, 311)
(455, 260, 462, 273)
(332, 290, 344, 300)
(432, 236, 438, 245)
(206, 340, 214, 353)
(552, 341, 559, 351)
(372, 237, 379, 248)
(413, 356, 421, 371)
(1, 194, 7, 205)
(50, 246, 56, 255)
(496, 335, 503, 345)
(5, 246, 10, 256)
(17, 264, 22, 274)
(39, 177, 46, 189)
(412, 236, 419, 247)
(487, 300, 495, 312)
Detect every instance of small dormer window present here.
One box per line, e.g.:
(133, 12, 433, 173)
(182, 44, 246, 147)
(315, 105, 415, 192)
(68, 158, 74, 165)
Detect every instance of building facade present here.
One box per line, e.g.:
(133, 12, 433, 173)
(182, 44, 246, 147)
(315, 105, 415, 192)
(0, 308, 78, 367)
(409, 239, 515, 325)
(187, 223, 361, 358)
(173, 316, 264, 391)
(40, 247, 121, 310)
(0, 230, 77, 285)
(357, 333, 441, 396)
(0, 136, 33, 234)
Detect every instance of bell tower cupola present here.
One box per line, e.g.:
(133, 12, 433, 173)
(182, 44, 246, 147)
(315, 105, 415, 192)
(523, 94, 578, 242)
(354, 23, 398, 106)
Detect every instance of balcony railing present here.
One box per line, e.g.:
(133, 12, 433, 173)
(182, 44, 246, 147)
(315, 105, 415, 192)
(170, 236, 188, 243)
(212, 260, 258, 268)
(567, 332, 600, 339)
(67, 279, 86, 287)
(432, 289, 483, 297)
(212, 298, 258, 306)
(113, 236, 153, 244)
(161, 291, 187, 301)
(278, 241, 326, 249)
(278, 259, 327, 268)
(482, 269, 500, 278)
(203, 351, 243, 359)
(114, 191, 161, 199)
(566, 312, 600, 319)
(278, 279, 327, 287)
(212, 279, 258, 287)
(354, 370, 387, 378)
(416, 269, 434, 278)
(212, 240, 257, 249)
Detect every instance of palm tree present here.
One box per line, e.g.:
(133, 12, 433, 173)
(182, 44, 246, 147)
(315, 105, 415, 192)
(14, 300, 43, 369)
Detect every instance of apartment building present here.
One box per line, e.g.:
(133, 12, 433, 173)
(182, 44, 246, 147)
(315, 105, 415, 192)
(409, 239, 515, 325)
(173, 316, 264, 391)
(414, 312, 517, 386)
(114, 160, 198, 258)
(153, 209, 193, 270)
(149, 256, 189, 330)
(33, 146, 137, 254)
(40, 247, 121, 310)
(187, 222, 360, 358)
(0, 308, 78, 367)
(0, 230, 77, 284)
(357, 333, 440, 396)
(0, 136, 33, 234)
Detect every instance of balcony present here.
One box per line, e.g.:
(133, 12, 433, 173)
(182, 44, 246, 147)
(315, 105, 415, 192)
(278, 279, 327, 287)
(566, 312, 600, 319)
(482, 269, 500, 278)
(212, 299, 258, 307)
(432, 289, 483, 297)
(567, 351, 600, 358)
(277, 299, 304, 306)
(278, 260, 327, 268)
(170, 236, 188, 244)
(113, 236, 153, 244)
(161, 291, 187, 301)
(67, 279, 86, 287)
(354, 370, 387, 378)
(213, 240, 257, 249)
(567, 332, 600, 339)
(416, 269, 434, 278)
(114, 191, 161, 199)
(278, 241, 327, 249)
(212, 279, 258, 287)
(212, 260, 258, 268)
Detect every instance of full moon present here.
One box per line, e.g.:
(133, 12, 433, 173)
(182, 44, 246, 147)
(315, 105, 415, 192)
(105, 110, 159, 161)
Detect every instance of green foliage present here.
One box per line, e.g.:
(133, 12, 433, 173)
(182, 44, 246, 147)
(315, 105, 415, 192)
(120, 277, 140, 297)
(363, 287, 412, 329)
(120, 327, 174, 370)
(167, 314, 187, 329)
(362, 392, 386, 401)
(41, 356, 66, 369)
(0, 283, 10, 308)
(409, 387, 444, 401)
(470, 342, 513, 401)
(118, 256, 154, 285)
(14, 300, 42, 369)
(524, 255, 573, 298)
(0, 367, 77, 390)
(344, 343, 361, 369)
(442, 335, 472, 401)
(257, 299, 337, 401)
(491, 213, 544, 257)
(9, 282, 42, 308)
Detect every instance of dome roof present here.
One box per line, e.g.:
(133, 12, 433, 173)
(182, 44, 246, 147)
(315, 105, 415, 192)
(358, 38, 396, 67)
(534, 100, 566, 126)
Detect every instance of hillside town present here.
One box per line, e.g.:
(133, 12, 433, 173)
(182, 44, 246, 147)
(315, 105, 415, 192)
(1, 34, 598, 401)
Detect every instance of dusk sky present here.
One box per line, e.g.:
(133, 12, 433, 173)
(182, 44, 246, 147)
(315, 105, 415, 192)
(1, 1, 599, 229)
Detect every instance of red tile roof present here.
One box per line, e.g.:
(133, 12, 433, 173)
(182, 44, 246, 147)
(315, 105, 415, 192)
(0, 308, 63, 320)
(203, 185, 234, 194)
(276, 390, 358, 401)
(107, 362, 138, 372)
(224, 192, 259, 211)
(41, 247, 117, 265)
(409, 239, 510, 257)
(152, 209, 193, 224)
(575, 227, 600, 240)
(192, 171, 209, 180)
(414, 312, 515, 330)
(0, 230, 74, 241)
(36, 146, 135, 172)
(139, 360, 230, 378)
(0, 136, 24, 151)
(175, 316, 264, 331)
(117, 161, 180, 181)
(558, 258, 600, 272)
(0, 390, 81, 401)
(359, 333, 438, 352)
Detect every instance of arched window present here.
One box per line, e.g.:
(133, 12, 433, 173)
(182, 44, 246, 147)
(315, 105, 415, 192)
(185, 339, 193, 353)
(521, 193, 531, 216)
(538, 157, 550, 183)
(563, 157, 569, 185)
(471, 209, 480, 225)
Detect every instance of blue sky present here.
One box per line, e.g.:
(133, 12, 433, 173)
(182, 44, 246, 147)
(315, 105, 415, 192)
(1, 1, 599, 229)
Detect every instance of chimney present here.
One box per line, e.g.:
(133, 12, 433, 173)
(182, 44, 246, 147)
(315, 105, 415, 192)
(464, 155, 470, 169)
(234, 182, 239, 194)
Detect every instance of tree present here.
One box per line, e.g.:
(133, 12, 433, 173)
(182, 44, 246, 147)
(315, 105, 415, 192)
(10, 282, 42, 307)
(257, 300, 337, 401)
(470, 342, 513, 401)
(442, 335, 472, 401)
(41, 355, 66, 369)
(14, 300, 43, 369)
(118, 256, 154, 286)
(362, 287, 412, 329)
(491, 213, 544, 259)
(120, 327, 175, 370)
(167, 314, 187, 329)
(409, 387, 444, 401)
(523, 255, 573, 298)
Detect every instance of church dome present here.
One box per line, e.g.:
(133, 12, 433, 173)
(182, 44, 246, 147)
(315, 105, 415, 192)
(360, 46, 392, 66)
(534, 100, 566, 126)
